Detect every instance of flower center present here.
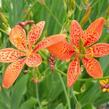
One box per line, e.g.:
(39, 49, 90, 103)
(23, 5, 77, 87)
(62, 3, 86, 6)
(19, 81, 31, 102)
(26, 49, 33, 57)
(74, 38, 86, 58)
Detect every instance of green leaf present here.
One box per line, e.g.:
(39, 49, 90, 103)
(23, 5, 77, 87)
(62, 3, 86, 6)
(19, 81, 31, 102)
(79, 82, 100, 106)
(10, 74, 29, 109)
(55, 103, 64, 109)
(95, 92, 109, 106)
(0, 88, 11, 109)
(99, 56, 109, 74)
(39, 73, 63, 102)
(20, 97, 37, 109)
(82, 104, 96, 109)
(0, 101, 10, 109)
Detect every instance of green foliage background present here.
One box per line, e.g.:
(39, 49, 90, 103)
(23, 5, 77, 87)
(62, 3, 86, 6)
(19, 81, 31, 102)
(0, 0, 109, 109)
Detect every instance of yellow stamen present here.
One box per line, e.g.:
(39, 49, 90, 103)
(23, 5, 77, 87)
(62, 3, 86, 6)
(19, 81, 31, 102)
(90, 47, 94, 57)
(102, 88, 107, 92)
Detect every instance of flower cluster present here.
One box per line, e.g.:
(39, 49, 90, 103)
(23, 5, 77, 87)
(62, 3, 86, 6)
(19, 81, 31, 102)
(0, 17, 109, 89)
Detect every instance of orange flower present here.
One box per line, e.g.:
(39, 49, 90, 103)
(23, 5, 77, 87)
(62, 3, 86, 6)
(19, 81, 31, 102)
(48, 17, 109, 87)
(0, 21, 65, 88)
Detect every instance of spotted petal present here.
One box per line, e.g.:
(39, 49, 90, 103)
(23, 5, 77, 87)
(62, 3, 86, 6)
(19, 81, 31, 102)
(33, 34, 66, 52)
(86, 43, 109, 57)
(28, 21, 45, 48)
(2, 58, 25, 88)
(0, 48, 25, 63)
(67, 57, 81, 87)
(82, 58, 103, 78)
(9, 25, 27, 51)
(83, 17, 105, 46)
(26, 53, 42, 67)
(70, 20, 83, 47)
(48, 40, 74, 61)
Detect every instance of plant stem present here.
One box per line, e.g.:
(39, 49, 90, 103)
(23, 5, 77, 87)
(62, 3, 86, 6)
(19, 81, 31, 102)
(56, 71, 71, 109)
(55, 68, 67, 76)
(55, 67, 109, 82)
(33, 68, 42, 109)
(71, 89, 78, 104)
(36, 83, 42, 109)
(71, 89, 81, 109)
(79, 75, 109, 81)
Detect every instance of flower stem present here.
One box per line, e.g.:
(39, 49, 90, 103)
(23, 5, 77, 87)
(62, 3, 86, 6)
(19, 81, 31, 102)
(36, 84, 42, 109)
(56, 70, 71, 109)
(55, 67, 109, 82)
(55, 68, 67, 76)
(71, 89, 81, 109)
(78, 75, 109, 81)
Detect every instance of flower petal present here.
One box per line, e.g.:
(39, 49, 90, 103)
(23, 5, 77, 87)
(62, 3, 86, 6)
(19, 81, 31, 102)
(28, 21, 45, 48)
(9, 25, 27, 51)
(83, 17, 105, 46)
(33, 34, 66, 52)
(2, 59, 25, 88)
(70, 20, 83, 47)
(67, 57, 81, 87)
(48, 40, 74, 61)
(26, 53, 42, 67)
(82, 58, 103, 78)
(86, 43, 109, 57)
(0, 48, 25, 63)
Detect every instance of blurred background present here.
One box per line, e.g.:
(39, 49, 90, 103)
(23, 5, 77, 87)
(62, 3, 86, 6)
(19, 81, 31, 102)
(0, 0, 109, 109)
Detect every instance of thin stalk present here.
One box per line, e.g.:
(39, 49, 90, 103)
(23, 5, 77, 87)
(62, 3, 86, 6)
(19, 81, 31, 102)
(71, 89, 78, 104)
(78, 75, 109, 81)
(71, 89, 81, 109)
(55, 67, 109, 82)
(34, 68, 42, 109)
(55, 68, 66, 76)
(56, 70, 71, 109)
(56, 68, 80, 108)
(36, 84, 42, 109)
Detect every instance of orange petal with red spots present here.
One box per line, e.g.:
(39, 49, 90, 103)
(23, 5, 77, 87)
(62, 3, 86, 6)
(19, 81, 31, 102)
(28, 21, 45, 48)
(48, 40, 74, 61)
(86, 43, 109, 57)
(82, 58, 103, 78)
(0, 48, 25, 63)
(9, 25, 27, 51)
(70, 20, 83, 47)
(67, 57, 81, 87)
(83, 17, 105, 46)
(26, 53, 42, 67)
(2, 58, 25, 88)
(33, 34, 66, 52)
